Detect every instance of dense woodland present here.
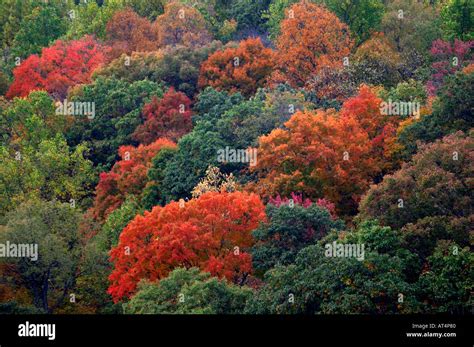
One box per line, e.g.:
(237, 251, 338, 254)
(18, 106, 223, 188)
(0, 0, 472, 314)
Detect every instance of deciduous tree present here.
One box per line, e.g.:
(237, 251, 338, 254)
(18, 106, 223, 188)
(0, 135, 94, 217)
(251, 201, 343, 273)
(381, 0, 442, 56)
(396, 69, 474, 158)
(91, 138, 176, 221)
(251, 85, 400, 216)
(11, 4, 67, 60)
(358, 132, 473, 231)
(108, 191, 265, 301)
(198, 37, 275, 97)
(245, 224, 419, 314)
(352, 32, 403, 88)
(324, 0, 384, 44)
(0, 200, 83, 313)
(426, 39, 473, 95)
(271, 2, 353, 89)
(124, 267, 252, 314)
(153, 1, 212, 48)
(7, 36, 108, 99)
(65, 77, 164, 169)
(440, 0, 474, 41)
(105, 8, 158, 60)
(132, 88, 193, 144)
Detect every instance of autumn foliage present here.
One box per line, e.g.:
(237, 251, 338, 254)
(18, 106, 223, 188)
(340, 85, 400, 169)
(198, 37, 276, 96)
(92, 138, 176, 222)
(153, 2, 212, 48)
(250, 85, 400, 215)
(358, 131, 473, 230)
(105, 8, 158, 60)
(271, 2, 354, 89)
(353, 32, 401, 65)
(132, 88, 193, 144)
(108, 191, 266, 301)
(2, 0, 472, 315)
(426, 39, 473, 95)
(7, 36, 107, 99)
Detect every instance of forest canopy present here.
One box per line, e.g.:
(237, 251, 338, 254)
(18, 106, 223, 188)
(0, 0, 472, 315)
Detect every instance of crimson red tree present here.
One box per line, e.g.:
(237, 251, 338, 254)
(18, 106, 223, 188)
(108, 191, 266, 301)
(132, 88, 193, 144)
(7, 36, 108, 99)
(92, 138, 176, 222)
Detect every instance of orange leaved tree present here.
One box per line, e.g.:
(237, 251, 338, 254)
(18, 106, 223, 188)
(108, 191, 266, 301)
(271, 1, 354, 89)
(340, 85, 400, 172)
(250, 85, 400, 216)
(198, 37, 276, 97)
(105, 8, 158, 60)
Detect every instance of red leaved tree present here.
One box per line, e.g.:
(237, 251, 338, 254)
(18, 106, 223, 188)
(341, 85, 400, 171)
(132, 88, 193, 144)
(7, 36, 108, 99)
(92, 138, 176, 222)
(108, 191, 266, 301)
(426, 39, 473, 95)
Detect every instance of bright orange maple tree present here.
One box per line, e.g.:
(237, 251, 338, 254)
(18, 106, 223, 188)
(198, 37, 276, 96)
(271, 1, 354, 89)
(92, 138, 176, 222)
(108, 191, 266, 301)
(341, 85, 400, 170)
(250, 85, 400, 215)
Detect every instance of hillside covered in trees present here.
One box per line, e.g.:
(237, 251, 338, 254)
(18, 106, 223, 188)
(0, 0, 472, 315)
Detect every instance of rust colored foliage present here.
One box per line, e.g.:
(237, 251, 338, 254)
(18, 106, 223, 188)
(92, 138, 176, 222)
(153, 2, 212, 48)
(271, 1, 354, 89)
(198, 37, 276, 96)
(7, 36, 107, 99)
(105, 8, 159, 60)
(132, 88, 193, 144)
(108, 191, 266, 301)
(353, 32, 401, 65)
(250, 85, 400, 215)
